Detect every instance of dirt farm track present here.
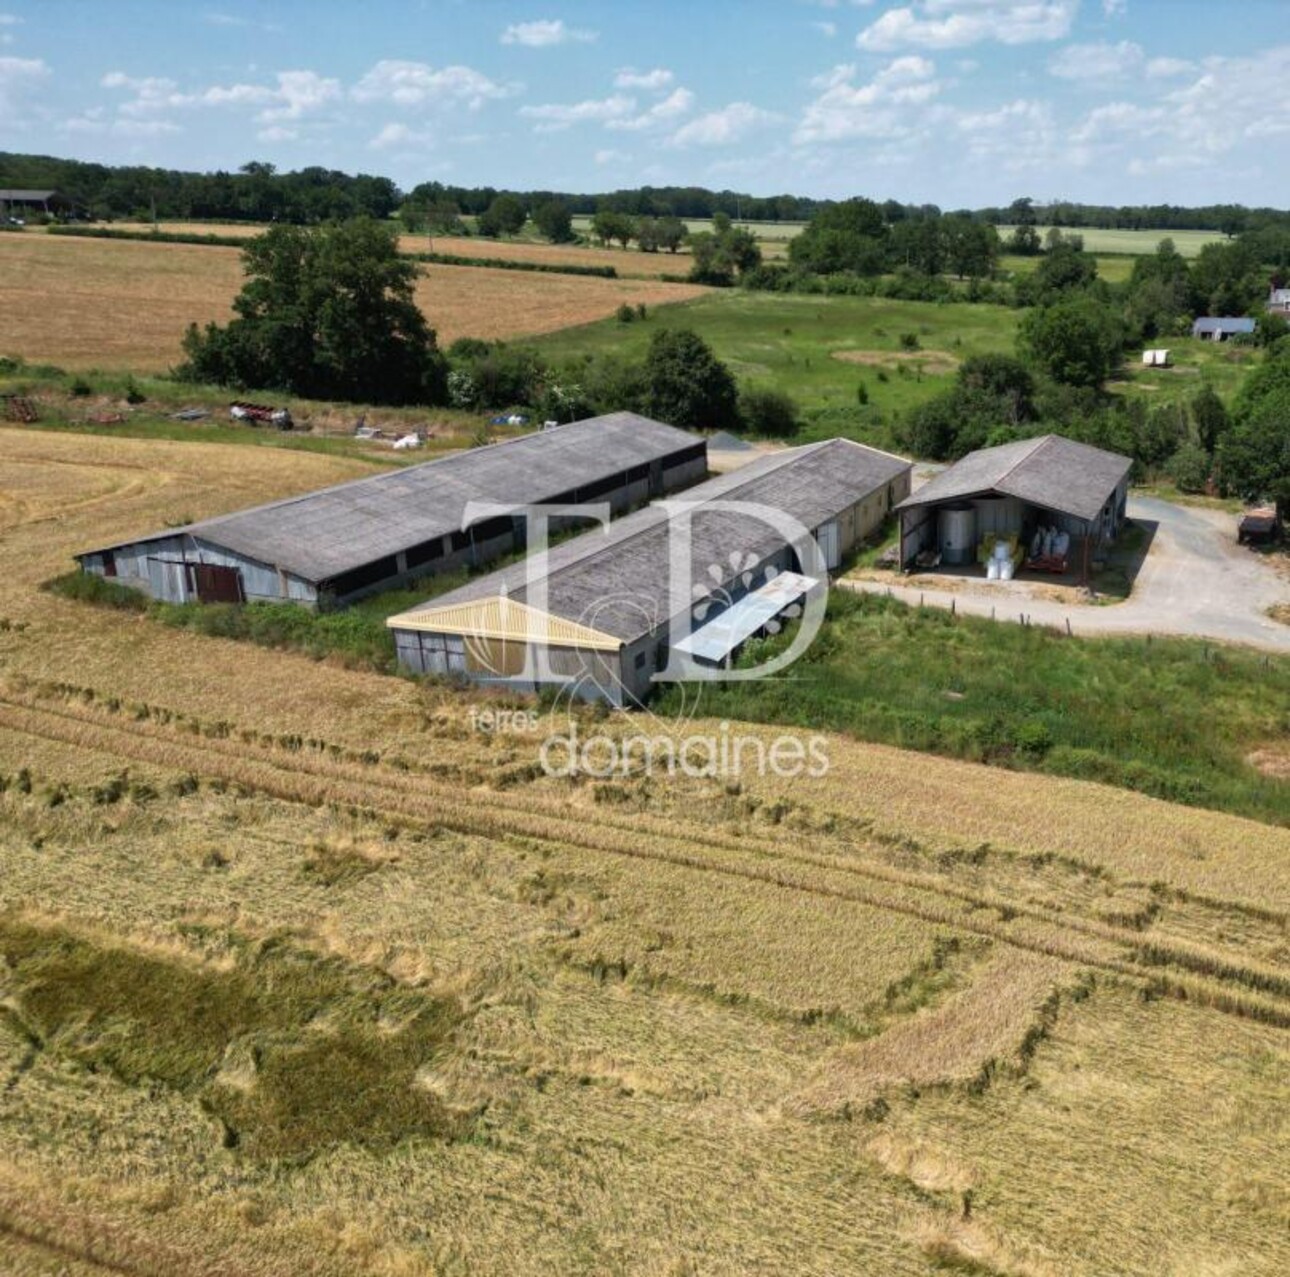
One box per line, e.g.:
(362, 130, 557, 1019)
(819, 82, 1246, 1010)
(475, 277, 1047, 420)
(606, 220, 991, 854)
(0, 426, 1287, 1274)
(0, 233, 708, 371)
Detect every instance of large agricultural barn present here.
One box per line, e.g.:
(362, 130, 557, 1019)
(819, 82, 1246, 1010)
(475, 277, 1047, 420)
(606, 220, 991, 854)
(387, 439, 912, 705)
(77, 413, 707, 607)
(896, 434, 1132, 581)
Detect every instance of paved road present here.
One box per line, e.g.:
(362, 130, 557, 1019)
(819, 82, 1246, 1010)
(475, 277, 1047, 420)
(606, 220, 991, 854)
(843, 496, 1290, 652)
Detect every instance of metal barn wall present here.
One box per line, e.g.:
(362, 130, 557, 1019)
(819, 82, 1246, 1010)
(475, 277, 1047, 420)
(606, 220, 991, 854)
(189, 538, 307, 604)
(972, 496, 1026, 536)
(390, 627, 628, 706)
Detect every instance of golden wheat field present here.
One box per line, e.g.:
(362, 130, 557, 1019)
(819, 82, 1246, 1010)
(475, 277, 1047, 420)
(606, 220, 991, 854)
(0, 234, 707, 371)
(132, 222, 694, 278)
(0, 427, 1287, 1275)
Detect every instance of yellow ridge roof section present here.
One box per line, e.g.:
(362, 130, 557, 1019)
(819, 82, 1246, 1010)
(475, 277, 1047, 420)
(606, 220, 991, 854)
(386, 595, 621, 652)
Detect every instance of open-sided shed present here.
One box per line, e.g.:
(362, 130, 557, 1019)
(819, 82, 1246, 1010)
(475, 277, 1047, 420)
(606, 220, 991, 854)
(896, 435, 1132, 581)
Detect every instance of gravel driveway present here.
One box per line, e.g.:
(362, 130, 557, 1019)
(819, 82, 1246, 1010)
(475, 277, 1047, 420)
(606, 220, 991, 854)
(843, 495, 1290, 652)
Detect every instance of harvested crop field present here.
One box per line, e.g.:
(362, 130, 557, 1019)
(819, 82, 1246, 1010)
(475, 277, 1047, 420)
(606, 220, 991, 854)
(57, 220, 697, 278)
(0, 234, 707, 371)
(0, 426, 1288, 1274)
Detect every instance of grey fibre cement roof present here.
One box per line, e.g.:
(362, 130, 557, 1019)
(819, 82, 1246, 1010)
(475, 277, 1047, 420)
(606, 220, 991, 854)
(84, 413, 700, 583)
(399, 439, 911, 644)
(895, 434, 1132, 525)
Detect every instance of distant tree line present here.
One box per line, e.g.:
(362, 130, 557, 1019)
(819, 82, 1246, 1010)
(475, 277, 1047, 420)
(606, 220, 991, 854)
(981, 196, 1290, 237)
(10, 149, 1289, 240)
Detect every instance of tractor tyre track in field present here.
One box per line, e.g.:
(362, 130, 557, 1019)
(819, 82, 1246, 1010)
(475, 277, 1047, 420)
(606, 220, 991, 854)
(3, 689, 1288, 1027)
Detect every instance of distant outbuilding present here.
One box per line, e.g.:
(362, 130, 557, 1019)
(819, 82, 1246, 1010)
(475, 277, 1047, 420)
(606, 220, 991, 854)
(0, 189, 72, 218)
(1192, 317, 1256, 341)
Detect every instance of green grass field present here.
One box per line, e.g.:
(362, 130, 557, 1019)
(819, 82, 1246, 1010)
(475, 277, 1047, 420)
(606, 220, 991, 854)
(1000, 252, 1136, 283)
(571, 214, 807, 242)
(660, 589, 1290, 824)
(529, 290, 1021, 441)
(1111, 335, 1260, 405)
(998, 226, 1225, 257)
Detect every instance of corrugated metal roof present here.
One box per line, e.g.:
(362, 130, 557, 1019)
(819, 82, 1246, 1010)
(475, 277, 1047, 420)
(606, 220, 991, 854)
(895, 434, 1131, 524)
(1192, 317, 1256, 335)
(0, 189, 59, 201)
(386, 595, 621, 650)
(673, 571, 818, 662)
(80, 412, 700, 584)
(395, 439, 910, 646)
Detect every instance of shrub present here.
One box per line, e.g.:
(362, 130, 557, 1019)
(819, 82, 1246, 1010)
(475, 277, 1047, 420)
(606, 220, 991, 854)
(124, 377, 146, 405)
(70, 377, 93, 397)
(615, 303, 637, 324)
(739, 385, 800, 439)
(1167, 442, 1212, 494)
(899, 332, 921, 352)
(44, 570, 148, 612)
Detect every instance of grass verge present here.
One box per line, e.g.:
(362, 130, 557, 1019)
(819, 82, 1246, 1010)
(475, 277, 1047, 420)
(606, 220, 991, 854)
(656, 589, 1290, 825)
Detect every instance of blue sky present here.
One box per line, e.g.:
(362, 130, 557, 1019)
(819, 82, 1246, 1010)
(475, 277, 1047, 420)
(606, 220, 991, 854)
(1, 1, 1288, 206)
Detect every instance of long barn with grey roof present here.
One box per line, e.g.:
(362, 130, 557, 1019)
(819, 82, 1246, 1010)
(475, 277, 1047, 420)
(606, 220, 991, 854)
(76, 413, 707, 607)
(895, 434, 1131, 578)
(387, 439, 912, 705)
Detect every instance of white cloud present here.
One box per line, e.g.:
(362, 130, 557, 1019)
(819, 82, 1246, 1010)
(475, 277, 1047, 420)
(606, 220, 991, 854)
(203, 10, 283, 33)
(501, 19, 596, 47)
(63, 113, 182, 138)
(795, 55, 939, 143)
(951, 96, 1061, 169)
(813, 21, 838, 38)
(368, 121, 436, 149)
(857, 2, 1076, 51)
(351, 60, 515, 109)
(668, 101, 780, 147)
(0, 55, 49, 118)
(1049, 40, 1143, 81)
(520, 93, 636, 131)
(1145, 56, 1194, 79)
(101, 67, 340, 127)
(607, 86, 695, 131)
(0, 13, 21, 22)
(256, 70, 340, 121)
(1071, 47, 1290, 163)
(1102, 0, 1127, 14)
(594, 147, 629, 164)
(257, 124, 297, 142)
(613, 66, 673, 90)
(101, 71, 187, 117)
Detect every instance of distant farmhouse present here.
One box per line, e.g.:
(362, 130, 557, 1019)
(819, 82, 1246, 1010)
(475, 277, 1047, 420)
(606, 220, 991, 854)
(388, 440, 912, 706)
(1269, 287, 1290, 316)
(1191, 316, 1256, 341)
(77, 414, 707, 608)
